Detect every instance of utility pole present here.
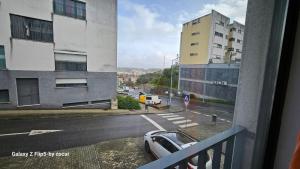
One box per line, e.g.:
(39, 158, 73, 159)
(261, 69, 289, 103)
(169, 55, 179, 105)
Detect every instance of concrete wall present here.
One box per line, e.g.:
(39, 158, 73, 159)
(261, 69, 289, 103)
(0, 71, 116, 109)
(273, 11, 300, 169)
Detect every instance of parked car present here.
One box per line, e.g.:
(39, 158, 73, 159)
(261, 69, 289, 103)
(145, 95, 161, 105)
(144, 130, 212, 169)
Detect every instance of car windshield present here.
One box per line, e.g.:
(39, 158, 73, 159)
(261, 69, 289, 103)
(162, 132, 193, 146)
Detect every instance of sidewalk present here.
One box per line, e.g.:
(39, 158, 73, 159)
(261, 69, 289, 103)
(0, 105, 182, 119)
(0, 137, 151, 169)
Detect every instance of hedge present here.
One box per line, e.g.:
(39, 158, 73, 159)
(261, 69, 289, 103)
(117, 95, 141, 110)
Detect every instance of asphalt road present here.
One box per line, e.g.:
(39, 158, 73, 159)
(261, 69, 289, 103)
(0, 114, 181, 157)
(0, 105, 233, 157)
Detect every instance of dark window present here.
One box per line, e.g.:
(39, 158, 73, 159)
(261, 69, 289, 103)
(219, 21, 224, 26)
(56, 83, 87, 87)
(237, 39, 241, 43)
(10, 14, 53, 42)
(215, 31, 223, 38)
(0, 90, 9, 102)
(229, 37, 235, 42)
(190, 53, 198, 56)
(53, 0, 86, 20)
(236, 49, 241, 52)
(0, 46, 6, 69)
(215, 43, 222, 48)
(228, 47, 234, 51)
(191, 32, 200, 36)
(230, 27, 236, 32)
(238, 29, 242, 33)
(55, 61, 87, 71)
(156, 137, 178, 153)
(190, 42, 199, 46)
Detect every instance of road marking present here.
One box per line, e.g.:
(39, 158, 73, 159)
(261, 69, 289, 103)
(141, 115, 165, 131)
(29, 130, 63, 136)
(161, 115, 180, 118)
(0, 132, 30, 137)
(219, 118, 226, 121)
(216, 110, 229, 113)
(0, 130, 62, 137)
(167, 117, 185, 121)
(226, 120, 232, 123)
(173, 120, 192, 124)
(179, 123, 199, 128)
(157, 113, 174, 116)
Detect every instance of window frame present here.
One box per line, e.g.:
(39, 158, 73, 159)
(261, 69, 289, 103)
(53, 0, 86, 20)
(0, 89, 9, 103)
(0, 45, 6, 70)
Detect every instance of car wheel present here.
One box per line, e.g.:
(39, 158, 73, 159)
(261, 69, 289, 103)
(145, 141, 150, 153)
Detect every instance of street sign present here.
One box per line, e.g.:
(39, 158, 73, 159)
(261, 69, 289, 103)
(183, 94, 190, 106)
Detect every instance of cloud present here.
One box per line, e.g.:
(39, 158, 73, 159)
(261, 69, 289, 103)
(118, 0, 248, 68)
(118, 0, 181, 68)
(198, 0, 248, 24)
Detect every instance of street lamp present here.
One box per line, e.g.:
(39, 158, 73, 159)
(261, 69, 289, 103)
(169, 55, 179, 105)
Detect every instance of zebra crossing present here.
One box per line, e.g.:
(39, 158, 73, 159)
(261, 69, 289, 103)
(157, 113, 199, 129)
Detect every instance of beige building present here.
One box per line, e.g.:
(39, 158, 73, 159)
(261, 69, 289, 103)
(179, 10, 244, 64)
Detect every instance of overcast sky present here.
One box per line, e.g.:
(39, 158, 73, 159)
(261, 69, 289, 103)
(117, 0, 248, 69)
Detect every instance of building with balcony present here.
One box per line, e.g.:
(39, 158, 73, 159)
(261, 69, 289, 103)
(0, 0, 117, 109)
(178, 10, 244, 102)
(179, 10, 244, 65)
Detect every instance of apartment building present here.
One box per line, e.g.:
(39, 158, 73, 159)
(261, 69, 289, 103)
(0, 0, 117, 109)
(179, 10, 244, 101)
(180, 10, 244, 64)
(225, 21, 245, 63)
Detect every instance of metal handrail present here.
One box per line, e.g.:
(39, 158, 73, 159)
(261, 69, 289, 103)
(138, 125, 245, 169)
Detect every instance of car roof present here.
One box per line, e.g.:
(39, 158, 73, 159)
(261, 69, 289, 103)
(157, 131, 195, 147)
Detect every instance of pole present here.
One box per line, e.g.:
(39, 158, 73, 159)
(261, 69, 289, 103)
(170, 60, 173, 105)
(185, 105, 187, 128)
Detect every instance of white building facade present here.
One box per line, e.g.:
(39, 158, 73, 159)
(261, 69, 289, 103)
(0, 0, 117, 108)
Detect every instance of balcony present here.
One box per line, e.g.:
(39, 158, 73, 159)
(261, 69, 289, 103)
(138, 126, 245, 169)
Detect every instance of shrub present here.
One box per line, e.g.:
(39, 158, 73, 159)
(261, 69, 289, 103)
(117, 95, 141, 110)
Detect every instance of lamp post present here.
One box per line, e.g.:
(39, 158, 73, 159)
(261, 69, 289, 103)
(169, 55, 179, 105)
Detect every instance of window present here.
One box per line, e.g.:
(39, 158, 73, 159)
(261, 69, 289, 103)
(190, 42, 199, 46)
(191, 32, 200, 36)
(192, 18, 200, 25)
(219, 21, 225, 26)
(237, 39, 241, 43)
(10, 14, 53, 42)
(0, 90, 9, 103)
(190, 53, 198, 56)
(55, 61, 87, 71)
(236, 49, 241, 53)
(53, 0, 86, 20)
(157, 137, 178, 153)
(0, 46, 5, 69)
(229, 37, 235, 42)
(56, 78, 87, 87)
(238, 29, 242, 33)
(215, 31, 223, 38)
(228, 47, 234, 51)
(215, 43, 222, 48)
(55, 53, 87, 71)
(230, 27, 236, 32)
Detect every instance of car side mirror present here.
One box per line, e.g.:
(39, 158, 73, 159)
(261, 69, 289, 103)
(151, 137, 156, 142)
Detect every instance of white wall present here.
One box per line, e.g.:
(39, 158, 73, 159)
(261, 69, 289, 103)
(0, 0, 117, 72)
(0, 0, 54, 71)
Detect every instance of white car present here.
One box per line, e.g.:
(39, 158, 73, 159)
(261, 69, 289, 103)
(145, 95, 162, 105)
(144, 130, 212, 169)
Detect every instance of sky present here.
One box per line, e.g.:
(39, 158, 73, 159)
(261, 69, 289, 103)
(117, 0, 248, 69)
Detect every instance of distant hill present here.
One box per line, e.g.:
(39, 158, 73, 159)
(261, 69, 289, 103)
(117, 67, 161, 74)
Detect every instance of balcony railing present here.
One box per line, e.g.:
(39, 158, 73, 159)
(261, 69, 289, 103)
(138, 125, 245, 169)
